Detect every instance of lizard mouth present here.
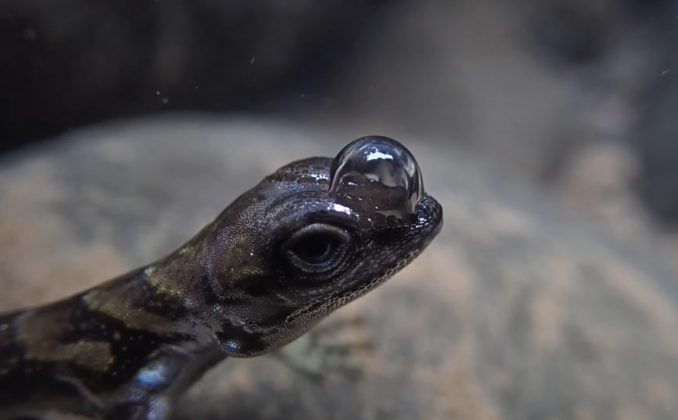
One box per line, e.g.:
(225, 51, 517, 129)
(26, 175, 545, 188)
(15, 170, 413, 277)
(294, 193, 442, 321)
(415, 193, 444, 236)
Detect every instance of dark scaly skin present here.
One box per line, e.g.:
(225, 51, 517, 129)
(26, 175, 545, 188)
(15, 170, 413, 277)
(0, 137, 443, 419)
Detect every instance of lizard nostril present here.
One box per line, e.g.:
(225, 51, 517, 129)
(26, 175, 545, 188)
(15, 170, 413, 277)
(329, 136, 424, 217)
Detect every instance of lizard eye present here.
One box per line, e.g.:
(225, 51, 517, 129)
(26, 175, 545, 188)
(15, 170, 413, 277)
(282, 223, 351, 274)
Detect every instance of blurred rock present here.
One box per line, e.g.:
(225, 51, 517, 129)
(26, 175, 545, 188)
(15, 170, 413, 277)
(1, 116, 677, 420)
(556, 142, 649, 237)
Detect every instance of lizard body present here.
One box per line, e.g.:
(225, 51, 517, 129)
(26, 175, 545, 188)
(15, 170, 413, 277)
(0, 137, 442, 419)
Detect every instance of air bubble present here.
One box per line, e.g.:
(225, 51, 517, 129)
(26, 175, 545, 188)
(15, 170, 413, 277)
(329, 136, 424, 219)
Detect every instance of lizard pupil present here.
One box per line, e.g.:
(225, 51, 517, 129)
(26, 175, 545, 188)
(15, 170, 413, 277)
(292, 233, 335, 263)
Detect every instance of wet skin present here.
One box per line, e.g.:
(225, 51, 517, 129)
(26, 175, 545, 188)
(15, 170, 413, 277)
(0, 137, 443, 419)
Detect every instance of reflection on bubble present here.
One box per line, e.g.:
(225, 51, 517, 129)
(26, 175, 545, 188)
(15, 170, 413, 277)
(329, 136, 424, 219)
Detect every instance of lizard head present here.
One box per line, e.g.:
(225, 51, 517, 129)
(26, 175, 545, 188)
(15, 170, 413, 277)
(200, 136, 443, 356)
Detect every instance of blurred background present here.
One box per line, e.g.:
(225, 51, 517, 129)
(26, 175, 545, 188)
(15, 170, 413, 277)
(2, 0, 678, 225)
(1, 1, 678, 419)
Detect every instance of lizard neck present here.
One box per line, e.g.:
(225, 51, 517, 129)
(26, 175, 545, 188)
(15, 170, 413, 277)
(0, 239, 226, 416)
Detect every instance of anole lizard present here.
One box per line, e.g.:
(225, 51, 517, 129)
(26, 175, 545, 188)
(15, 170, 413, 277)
(0, 136, 443, 419)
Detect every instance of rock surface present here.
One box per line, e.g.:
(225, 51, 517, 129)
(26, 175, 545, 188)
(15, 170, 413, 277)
(1, 116, 677, 420)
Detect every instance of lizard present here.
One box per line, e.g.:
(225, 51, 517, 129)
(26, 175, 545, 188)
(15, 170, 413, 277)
(0, 136, 443, 420)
